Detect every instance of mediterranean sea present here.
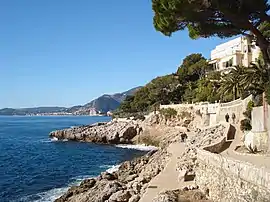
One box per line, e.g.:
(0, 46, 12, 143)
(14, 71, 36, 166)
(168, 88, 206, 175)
(0, 116, 145, 202)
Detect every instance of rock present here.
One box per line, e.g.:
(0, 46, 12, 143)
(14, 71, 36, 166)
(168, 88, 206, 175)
(101, 172, 117, 180)
(49, 121, 138, 144)
(108, 190, 131, 202)
(128, 195, 140, 202)
(80, 178, 96, 189)
(125, 174, 138, 182)
(192, 191, 205, 200)
(153, 190, 179, 202)
(98, 181, 123, 201)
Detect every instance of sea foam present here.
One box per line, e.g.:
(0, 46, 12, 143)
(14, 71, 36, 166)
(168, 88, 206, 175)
(115, 144, 158, 151)
(51, 137, 59, 142)
(20, 175, 93, 202)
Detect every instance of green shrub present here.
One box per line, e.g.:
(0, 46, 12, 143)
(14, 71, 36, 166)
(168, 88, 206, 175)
(160, 108, 177, 120)
(179, 111, 192, 119)
(247, 144, 258, 154)
(134, 114, 145, 121)
(243, 100, 254, 119)
(240, 119, 252, 131)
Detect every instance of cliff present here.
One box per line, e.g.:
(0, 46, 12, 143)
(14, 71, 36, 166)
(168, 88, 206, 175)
(49, 120, 140, 144)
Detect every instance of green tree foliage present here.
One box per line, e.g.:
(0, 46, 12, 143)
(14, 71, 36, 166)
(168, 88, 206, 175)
(160, 108, 177, 120)
(177, 53, 212, 81)
(240, 61, 269, 96)
(195, 78, 220, 103)
(117, 53, 220, 115)
(241, 100, 254, 132)
(152, 0, 270, 69)
(218, 66, 246, 100)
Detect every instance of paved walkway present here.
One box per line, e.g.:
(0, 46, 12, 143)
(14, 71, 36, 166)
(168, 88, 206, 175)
(221, 124, 270, 169)
(139, 142, 190, 202)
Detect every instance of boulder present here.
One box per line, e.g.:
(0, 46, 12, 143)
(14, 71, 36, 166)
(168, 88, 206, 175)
(97, 181, 123, 201)
(108, 190, 131, 202)
(128, 195, 140, 202)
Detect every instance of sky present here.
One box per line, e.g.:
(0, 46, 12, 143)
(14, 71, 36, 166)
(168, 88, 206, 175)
(0, 0, 232, 108)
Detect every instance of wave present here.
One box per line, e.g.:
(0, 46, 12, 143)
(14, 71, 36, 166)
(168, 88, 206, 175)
(19, 175, 93, 202)
(51, 137, 59, 142)
(106, 165, 121, 173)
(40, 138, 69, 143)
(20, 187, 69, 202)
(115, 144, 158, 151)
(99, 164, 121, 173)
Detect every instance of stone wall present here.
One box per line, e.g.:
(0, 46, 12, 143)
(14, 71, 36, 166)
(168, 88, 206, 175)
(160, 95, 252, 127)
(251, 105, 270, 152)
(216, 95, 253, 124)
(196, 149, 270, 202)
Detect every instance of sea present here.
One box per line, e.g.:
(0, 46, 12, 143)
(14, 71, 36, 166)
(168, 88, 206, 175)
(0, 116, 147, 202)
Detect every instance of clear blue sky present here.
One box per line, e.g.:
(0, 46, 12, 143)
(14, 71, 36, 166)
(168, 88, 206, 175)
(0, 0, 232, 108)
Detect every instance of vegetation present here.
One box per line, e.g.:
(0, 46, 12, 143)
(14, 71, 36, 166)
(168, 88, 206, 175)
(247, 144, 258, 154)
(115, 53, 223, 116)
(116, 50, 270, 117)
(240, 119, 252, 132)
(152, 0, 270, 72)
(240, 101, 255, 132)
(160, 108, 177, 120)
(218, 66, 246, 100)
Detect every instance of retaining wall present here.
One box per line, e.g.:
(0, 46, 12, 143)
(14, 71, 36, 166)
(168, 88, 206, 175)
(160, 95, 253, 127)
(196, 149, 270, 202)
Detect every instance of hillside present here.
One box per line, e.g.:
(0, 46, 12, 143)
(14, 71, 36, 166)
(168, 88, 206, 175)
(83, 87, 141, 113)
(0, 107, 67, 116)
(0, 87, 141, 116)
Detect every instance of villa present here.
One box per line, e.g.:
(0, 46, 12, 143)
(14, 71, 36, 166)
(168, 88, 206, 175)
(208, 36, 261, 73)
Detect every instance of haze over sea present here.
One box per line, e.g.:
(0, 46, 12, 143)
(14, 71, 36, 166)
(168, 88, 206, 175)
(0, 116, 145, 202)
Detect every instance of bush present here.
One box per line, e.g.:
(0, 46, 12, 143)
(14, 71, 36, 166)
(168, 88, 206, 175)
(240, 119, 252, 131)
(160, 108, 177, 120)
(179, 111, 192, 119)
(243, 100, 254, 119)
(134, 114, 145, 121)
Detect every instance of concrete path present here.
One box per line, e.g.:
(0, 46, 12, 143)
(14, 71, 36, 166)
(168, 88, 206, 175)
(221, 124, 270, 169)
(139, 142, 188, 202)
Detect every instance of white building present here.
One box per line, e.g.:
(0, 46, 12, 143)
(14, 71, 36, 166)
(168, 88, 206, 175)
(208, 36, 261, 73)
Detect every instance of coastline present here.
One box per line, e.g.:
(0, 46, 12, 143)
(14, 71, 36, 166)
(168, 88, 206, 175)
(50, 116, 227, 202)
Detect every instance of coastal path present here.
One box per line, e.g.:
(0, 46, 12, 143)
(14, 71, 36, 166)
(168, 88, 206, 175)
(139, 142, 191, 202)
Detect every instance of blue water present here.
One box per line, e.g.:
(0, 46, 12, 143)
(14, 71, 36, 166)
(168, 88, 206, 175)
(0, 116, 145, 202)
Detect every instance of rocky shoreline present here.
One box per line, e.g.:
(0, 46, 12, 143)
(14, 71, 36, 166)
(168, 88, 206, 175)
(50, 117, 226, 202)
(49, 120, 141, 144)
(55, 149, 169, 202)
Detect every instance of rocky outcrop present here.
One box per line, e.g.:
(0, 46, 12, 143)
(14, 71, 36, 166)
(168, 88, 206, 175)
(177, 124, 226, 174)
(49, 121, 140, 144)
(152, 189, 209, 202)
(55, 149, 170, 202)
(52, 119, 226, 202)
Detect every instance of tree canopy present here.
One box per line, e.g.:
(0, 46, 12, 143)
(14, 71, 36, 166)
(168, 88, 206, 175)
(152, 0, 270, 67)
(115, 53, 221, 117)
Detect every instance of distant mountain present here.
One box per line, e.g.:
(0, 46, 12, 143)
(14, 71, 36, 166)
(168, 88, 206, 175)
(83, 87, 141, 113)
(0, 107, 67, 116)
(0, 87, 141, 116)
